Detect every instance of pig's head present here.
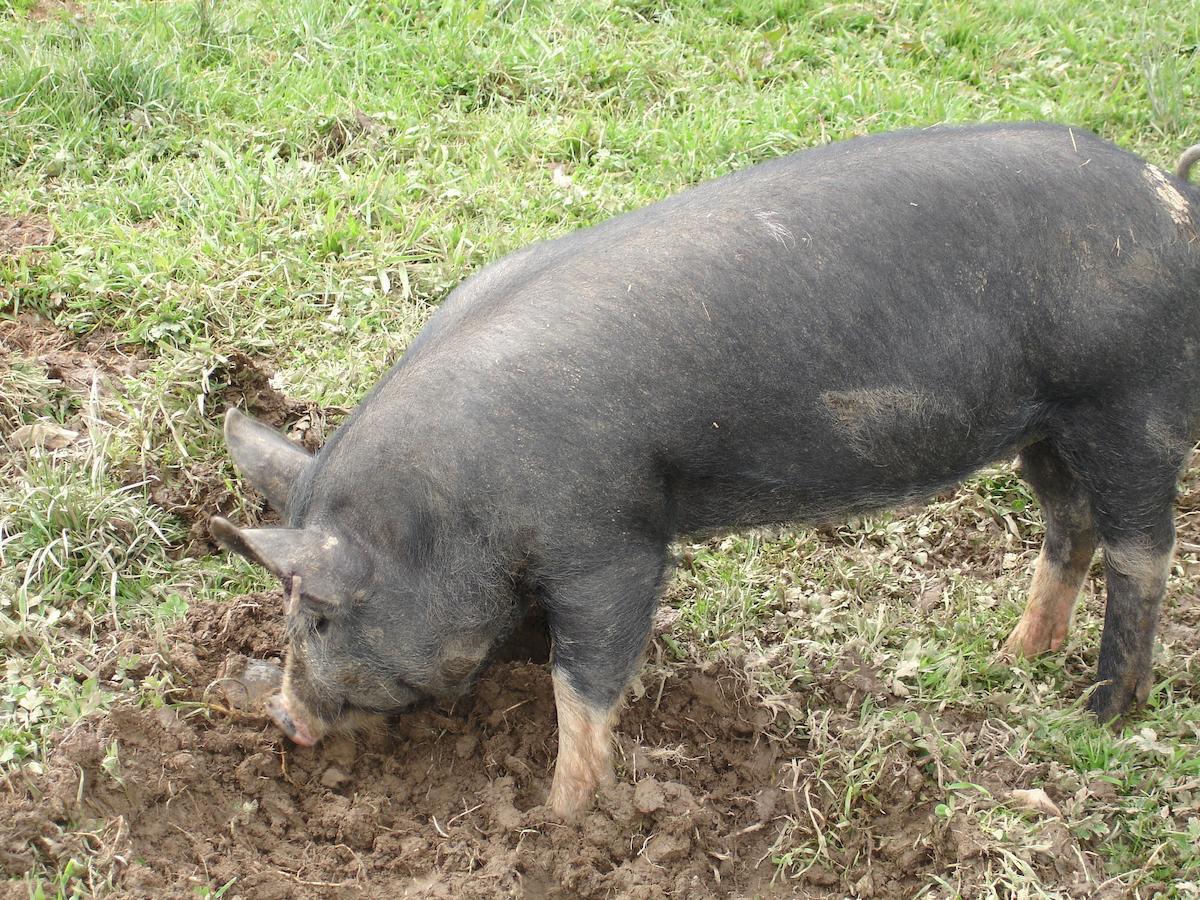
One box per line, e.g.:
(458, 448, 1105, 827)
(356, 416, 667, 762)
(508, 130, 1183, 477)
(210, 408, 521, 746)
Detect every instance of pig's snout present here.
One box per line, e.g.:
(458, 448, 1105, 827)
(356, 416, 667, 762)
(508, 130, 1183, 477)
(267, 693, 319, 747)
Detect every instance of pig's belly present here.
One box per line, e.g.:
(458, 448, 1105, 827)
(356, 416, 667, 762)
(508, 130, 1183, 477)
(665, 393, 1036, 532)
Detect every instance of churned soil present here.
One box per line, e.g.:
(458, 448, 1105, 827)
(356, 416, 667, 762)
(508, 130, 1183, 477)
(0, 593, 991, 899)
(0, 313, 338, 555)
(0, 312, 150, 399)
(21, 0, 88, 23)
(4, 314, 1188, 894)
(213, 350, 332, 450)
(146, 350, 338, 556)
(0, 216, 54, 258)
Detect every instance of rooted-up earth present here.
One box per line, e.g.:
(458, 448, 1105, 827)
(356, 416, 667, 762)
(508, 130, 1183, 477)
(2, 583, 1145, 899)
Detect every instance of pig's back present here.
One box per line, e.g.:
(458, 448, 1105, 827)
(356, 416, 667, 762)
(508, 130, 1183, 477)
(358, 123, 1200, 531)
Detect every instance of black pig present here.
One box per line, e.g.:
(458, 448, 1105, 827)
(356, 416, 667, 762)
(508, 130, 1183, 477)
(212, 123, 1200, 818)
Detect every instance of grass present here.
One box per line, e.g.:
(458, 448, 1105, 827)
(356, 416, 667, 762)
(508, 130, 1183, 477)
(2, 0, 1199, 895)
(666, 485, 1200, 894)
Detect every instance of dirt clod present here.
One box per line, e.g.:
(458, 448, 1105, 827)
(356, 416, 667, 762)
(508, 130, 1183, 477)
(319, 765, 350, 790)
(215, 351, 336, 452)
(0, 312, 150, 392)
(213, 657, 283, 713)
(634, 776, 666, 815)
(152, 352, 340, 554)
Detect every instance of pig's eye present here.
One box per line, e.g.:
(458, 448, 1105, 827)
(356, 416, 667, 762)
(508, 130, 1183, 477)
(313, 615, 330, 636)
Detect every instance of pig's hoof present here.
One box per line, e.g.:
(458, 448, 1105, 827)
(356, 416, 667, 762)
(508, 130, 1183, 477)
(547, 762, 613, 821)
(1000, 614, 1066, 661)
(1087, 671, 1152, 725)
(1086, 686, 1129, 725)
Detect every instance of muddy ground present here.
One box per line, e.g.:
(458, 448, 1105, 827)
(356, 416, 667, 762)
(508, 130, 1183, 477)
(0, 312, 337, 555)
(0, 588, 1110, 900)
(0, 595, 795, 898)
(0, 216, 54, 259)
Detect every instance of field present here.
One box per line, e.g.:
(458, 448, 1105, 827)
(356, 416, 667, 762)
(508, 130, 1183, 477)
(2, 0, 1200, 896)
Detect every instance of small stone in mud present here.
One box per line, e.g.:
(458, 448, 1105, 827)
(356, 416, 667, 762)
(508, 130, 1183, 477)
(1010, 787, 1062, 818)
(688, 673, 726, 711)
(1086, 779, 1118, 802)
(320, 766, 350, 790)
(754, 786, 779, 820)
(906, 765, 925, 791)
(170, 644, 204, 678)
(854, 870, 879, 898)
(166, 751, 199, 776)
(502, 753, 531, 778)
(215, 656, 283, 712)
(634, 777, 666, 814)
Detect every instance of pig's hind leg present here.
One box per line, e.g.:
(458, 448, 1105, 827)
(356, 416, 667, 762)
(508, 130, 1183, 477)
(1003, 441, 1097, 658)
(542, 543, 667, 819)
(1052, 411, 1188, 722)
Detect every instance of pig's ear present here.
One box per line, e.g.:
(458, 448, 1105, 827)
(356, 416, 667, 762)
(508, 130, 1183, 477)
(224, 407, 311, 513)
(210, 517, 353, 605)
(209, 517, 314, 577)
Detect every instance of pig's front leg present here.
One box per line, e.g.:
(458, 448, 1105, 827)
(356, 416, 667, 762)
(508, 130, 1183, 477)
(547, 669, 621, 819)
(543, 544, 665, 819)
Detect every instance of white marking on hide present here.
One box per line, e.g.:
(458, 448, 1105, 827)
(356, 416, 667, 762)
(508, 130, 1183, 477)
(1143, 164, 1195, 237)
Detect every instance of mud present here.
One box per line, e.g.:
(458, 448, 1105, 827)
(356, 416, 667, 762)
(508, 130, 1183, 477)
(0, 592, 1045, 899)
(0, 312, 151, 469)
(145, 459, 242, 557)
(0, 313, 225, 546)
(24, 0, 88, 23)
(212, 350, 337, 453)
(5, 420, 1177, 897)
(0, 312, 150, 398)
(0, 216, 54, 258)
(0, 313, 336, 554)
(0, 314, 324, 444)
(1, 321, 1187, 895)
(153, 351, 341, 555)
